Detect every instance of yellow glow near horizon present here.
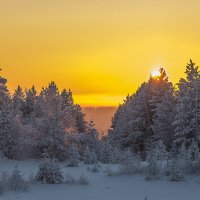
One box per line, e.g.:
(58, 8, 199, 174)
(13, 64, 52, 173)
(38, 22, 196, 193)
(1, 0, 200, 106)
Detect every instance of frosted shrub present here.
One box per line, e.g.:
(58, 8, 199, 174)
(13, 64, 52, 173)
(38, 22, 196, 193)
(169, 156, 184, 182)
(0, 172, 8, 194)
(67, 143, 79, 167)
(2, 165, 30, 192)
(119, 149, 142, 175)
(28, 173, 37, 185)
(78, 174, 89, 185)
(111, 147, 122, 164)
(104, 167, 117, 177)
(100, 142, 112, 164)
(184, 141, 200, 175)
(145, 151, 160, 180)
(154, 140, 168, 161)
(83, 146, 98, 164)
(90, 164, 100, 173)
(37, 157, 64, 184)
(191, 158, 200, 175)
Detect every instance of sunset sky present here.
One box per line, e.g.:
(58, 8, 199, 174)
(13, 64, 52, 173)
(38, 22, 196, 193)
(1, 0, 200, 106)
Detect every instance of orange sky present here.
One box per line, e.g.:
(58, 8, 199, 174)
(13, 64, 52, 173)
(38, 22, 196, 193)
(1, 0, 200, 106)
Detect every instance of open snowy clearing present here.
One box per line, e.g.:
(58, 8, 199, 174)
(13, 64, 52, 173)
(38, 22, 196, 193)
(0, 159, 200, 200)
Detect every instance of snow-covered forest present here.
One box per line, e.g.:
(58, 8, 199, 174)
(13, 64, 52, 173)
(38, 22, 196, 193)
(1, 60, 200, 200)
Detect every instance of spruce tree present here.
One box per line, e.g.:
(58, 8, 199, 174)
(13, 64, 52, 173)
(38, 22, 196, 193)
(36, 115, 67, 161)
(83, 146, 98, 164)
(67, 143, 80, 167)
(12, 85, 24, 116)
(85, 119, 99, 151)
(0, 98, 17, 159)
(173, 60, 200, 147)
(153, 87, 175, 150)
(21, 86, 37, 122)
(110, 68, 173, 156)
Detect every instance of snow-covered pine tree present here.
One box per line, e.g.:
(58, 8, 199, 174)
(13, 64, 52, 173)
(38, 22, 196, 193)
(60, 89, 74, 110)
(83, 146, 98, 164)
(73, 104, 86, 133)
(60, 89, 77, 133)
(108, 97, 133, 156)
(145, 150, 161, 180)
(37, 155, 64, 184)
(35, 115, 67, 161)
(0, 75, 8, 107)
(61, 89, 86, 133)
(169, 154, 184, 181)
(85, 119, 99, 151)
(41, 82, 61, 117)
(183, 139, 200, 174)
(111, 84, 150, 155)
(100, 141, 112, 164)
(110, 147, 122, 164)
(67, 143, 80, 167)
(152, 87, 175, 151)
(20, 86, 37, 123)
(173, 60, 200, 148)
(187, 139, 199, 161)
(33, 93, 45, 118)
(119, 148, 142, 174)
(110, 68, 173, 157)
(41, 82, 78, 134)
(0, 75, 17, 159)
(8, 165, 29, 191)
(153, 140, 168, 161)
(0, 97, 17, 159)
(12, 85, 24, 116)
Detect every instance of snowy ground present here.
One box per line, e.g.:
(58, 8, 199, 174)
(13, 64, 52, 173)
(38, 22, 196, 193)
(0, 159, 200, 200)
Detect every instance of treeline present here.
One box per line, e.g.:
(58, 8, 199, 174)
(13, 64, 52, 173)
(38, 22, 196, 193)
(0, 80, 100, 161)
(1, 59, 200, 177)
(109, 60, 200, 159)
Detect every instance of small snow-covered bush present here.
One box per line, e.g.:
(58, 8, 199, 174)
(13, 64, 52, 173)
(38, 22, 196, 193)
(154, 140, 167, 161)
(190, 158, 200, 175)
(8, 165, 30, 191)
(65, 173, 90, 185)
(111, 147, 122, 164)
(28, 173, 37, 185)
(67, 143, 79, 167)
(83, 146, 98, 164)
(119, 149, 143, 175)
(145, 151, 160, 180)
(169, 156, 184, 182)
(100, 142, 112, 164)
(78, 174, 90, 185)
(0, 172, 8, 194)
(0, 166, 30, 192)
(104, 167, 118, 177)
(176, 141, 200, 175)
(37, 157, 64, 184)
(89, 164, 100, 173)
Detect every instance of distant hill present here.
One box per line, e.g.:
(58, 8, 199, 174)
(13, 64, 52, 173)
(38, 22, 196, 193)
(82, 106, 117, 135)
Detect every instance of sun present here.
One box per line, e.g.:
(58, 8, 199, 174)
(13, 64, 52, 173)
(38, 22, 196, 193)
(151, 69, 161, 78)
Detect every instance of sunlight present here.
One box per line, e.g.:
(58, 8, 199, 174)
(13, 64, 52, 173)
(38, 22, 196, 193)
(151, 69, 161, 78)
